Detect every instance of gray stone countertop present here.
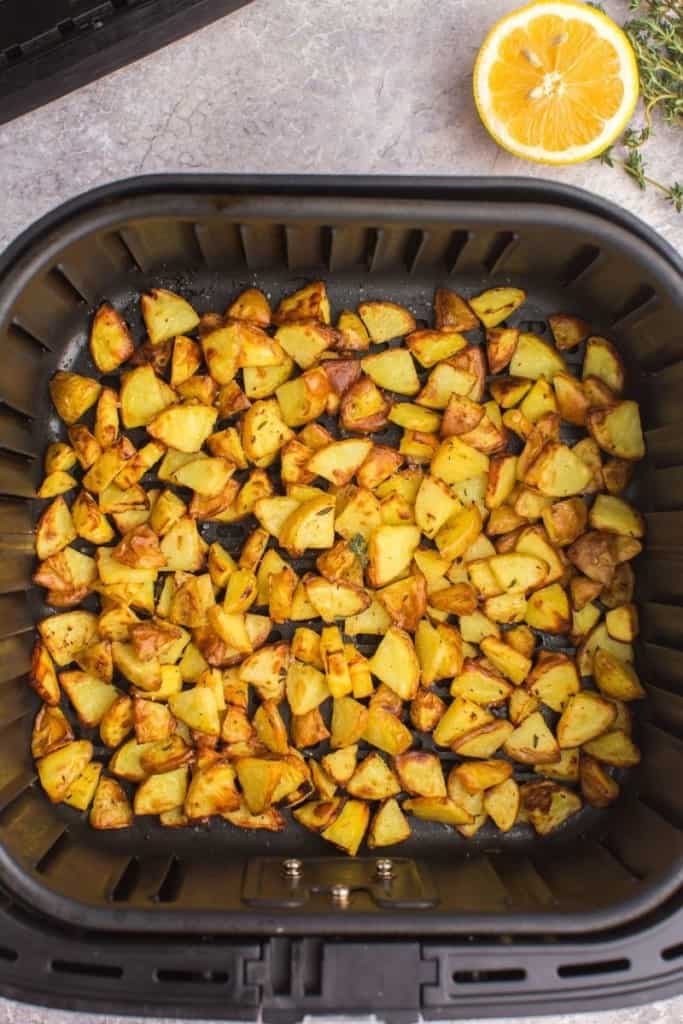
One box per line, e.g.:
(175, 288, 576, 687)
(0, 0, 681, 1021)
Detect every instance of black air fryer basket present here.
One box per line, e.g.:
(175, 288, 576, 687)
(0, 176, 681, 1021)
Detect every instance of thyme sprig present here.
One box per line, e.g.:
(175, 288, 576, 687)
(596, 0, 683, 212)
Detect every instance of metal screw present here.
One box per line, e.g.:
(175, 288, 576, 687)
(375, 857, 394, 879)
(330, 883, 351, 907)
(282, 858, 303, 879)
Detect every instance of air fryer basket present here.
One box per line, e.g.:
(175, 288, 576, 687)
(0, 176, 681, 949)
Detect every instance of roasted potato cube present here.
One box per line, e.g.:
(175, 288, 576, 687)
(454, 759, 513, 794)
(407, 328, 467, 367)
(347, 752, 401, 799)
(527, 653, 580, 712)
(32, 705, 74, 759)
(38, 610, 99, 667)
(556, 691, 617, 747)
(467, 287, 524, 327)
(593, 649, 645, 701)
(548, 313, 590, 351)
(134, 766, 189, 815)
(525, 582, 570, 634)
(274, 281, 330, 325)
(367, 798, 412, 847)
(37, 739, 93, 802)
(236, 757, 286, 813)
(582, 729, 640, 767)
(90, 776, 133, 829)
(141, 287, 199, 344)
(587, 401, 645, 461)
(357, 300, 416, 343)
(320, 798, 369, 856)
(486, 326, 519, 374)
(433, 696, 493, 748)
(30, 640, 61, 706)
(340, 375, 391, 433)
(49, 371, 101, 425)
(503, 712, 560, 764)
(522, 781, 582, 835)
(368, 626, 420, 701)
(185, 762, 240, 818)
(394, 751, 446, 797)
(362, 707, 412, 755)
(583, 336, 624, 395)
(483, 778, 520, 832)
(580, 754, 619, 808)
(450, 660, 513, 706)
(60, 670, 118, 728)
(589, 493, 644, 539)
(404, 796, 472, 826)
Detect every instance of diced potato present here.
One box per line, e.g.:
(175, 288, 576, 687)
(135, 766, 189, 815)
(509, 333, 567, 380)
(484, 778, 520, 832)
(49, 371, 102, 425)
(141, 288, 198, 344)
(556, 691, 617, 747)
(407, 329, 466, 367)
(605, 604, 638, 642)
(90, 777, 133, 829)
(362, 707, 412, 755)
(525, 583, 570, 634)
(593, 649, 645, 701)
(503, 712, 560, 764)
(394, 751, 446, 797)
(527, 653, 580, 712)
(369, 627, 420, 700)
(368, 797, 412, 847)
(582, 729, 640, 767)
(148, 403, 218, 453)
(486, 326, 519, 374)
(522, 781, 582, 835)
(185, 762, 240, 818)
(548, 313, 590, 350)
(589, 494, 644, 539)
(468, 287, 525, 327)
(587, 401, 645, 461)
(361, 348, 420, 395)
(580, 754, 620, 808)
(403, 796, 472, 826)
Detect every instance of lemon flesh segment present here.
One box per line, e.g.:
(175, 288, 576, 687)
(473, 0, 639, 166)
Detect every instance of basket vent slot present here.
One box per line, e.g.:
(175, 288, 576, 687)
(561, 244, 601, 287)
(110, 856, 141, 902)
(51, 959, 123, 979)
(155, 856, 184, 903)
(445, 230, 471, 272)
(661, 942, 683, 961)
(610, 284, 657, 328)
(453, 967, 526, 984)
(484, 232, 517, 274)
(557, 957, 630, 978)
(0, 946, 17, 963)
(155, 968, 230, 985)
(51, 265, 90, 305)
(34, 828, 69, 876)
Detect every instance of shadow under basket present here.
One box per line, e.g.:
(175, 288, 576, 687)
(0, 175, 681, 1020)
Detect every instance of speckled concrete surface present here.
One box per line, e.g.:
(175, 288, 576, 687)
(0, 0, 681, 1021)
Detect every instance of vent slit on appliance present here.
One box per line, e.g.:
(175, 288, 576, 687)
(609, 285, 657, 328)
(9, 321, 48, 354)
(453, 968, 526, 984)
(662, 942, 683, 961)
(445, 231, 471, 273)
(557, 958, 630, 979)
(115, 230, 143, 271)
(109, 857, 141, 902)
(155, 856, 184, 903)
(484, 232, 517, 274)
(561, 244, 601, 287)
(47, 267, 87, 308)
(53, 265, 90, 304)
(321, 226, 333, 271)
(155, 968, 230, 985)
(34, 829, 69, 875)
(51, 959, 123, 979)
(191, 224, 211, 268)
(404, 229, 425, 274)
(366, 229, 381, 271)
(0, 946, 17, 963)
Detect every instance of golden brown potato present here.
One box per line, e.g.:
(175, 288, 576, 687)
(49, 371, 102, 425)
